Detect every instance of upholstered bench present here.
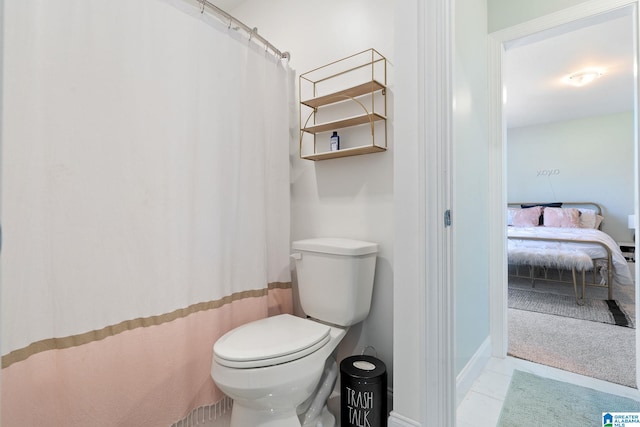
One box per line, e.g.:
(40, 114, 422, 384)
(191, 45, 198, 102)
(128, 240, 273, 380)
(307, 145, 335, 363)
(508, 247, 593, 304)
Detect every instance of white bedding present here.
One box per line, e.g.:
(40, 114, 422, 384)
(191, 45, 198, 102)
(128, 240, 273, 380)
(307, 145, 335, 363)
(508, 226, 634, 286)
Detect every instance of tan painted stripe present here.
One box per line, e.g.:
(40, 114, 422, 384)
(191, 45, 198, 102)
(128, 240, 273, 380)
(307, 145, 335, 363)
(2, 282, 291, 369)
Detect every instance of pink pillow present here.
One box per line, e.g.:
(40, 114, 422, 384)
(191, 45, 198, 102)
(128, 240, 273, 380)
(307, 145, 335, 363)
(512, 206, 542, 227)
(543, 207, 580, 228)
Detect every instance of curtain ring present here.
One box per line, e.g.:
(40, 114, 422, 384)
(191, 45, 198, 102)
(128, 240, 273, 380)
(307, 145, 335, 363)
(228, 18, 232, 29)
(200, 0, 205, 14)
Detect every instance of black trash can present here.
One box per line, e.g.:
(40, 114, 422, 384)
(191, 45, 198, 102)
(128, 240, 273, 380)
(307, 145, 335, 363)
(340, 355, 387, 427)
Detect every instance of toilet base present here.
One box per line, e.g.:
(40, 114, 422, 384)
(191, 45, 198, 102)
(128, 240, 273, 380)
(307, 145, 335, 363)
(230, 403, 300, 427)
(229, 402, 336, 427)
(301, 405, 335, 427)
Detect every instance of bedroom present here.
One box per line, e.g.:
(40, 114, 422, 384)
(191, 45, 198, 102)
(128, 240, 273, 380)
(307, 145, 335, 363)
(504, 10, 636, 385)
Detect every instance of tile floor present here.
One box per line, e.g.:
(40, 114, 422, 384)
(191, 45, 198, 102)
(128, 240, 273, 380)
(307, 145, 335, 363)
(457, 356, 640, 427)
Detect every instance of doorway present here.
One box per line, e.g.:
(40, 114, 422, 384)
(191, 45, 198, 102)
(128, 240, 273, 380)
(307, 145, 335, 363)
(488, 2, 640, 386)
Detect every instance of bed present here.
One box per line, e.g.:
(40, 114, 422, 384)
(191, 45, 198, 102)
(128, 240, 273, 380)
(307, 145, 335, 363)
(507, 202, 633, 303)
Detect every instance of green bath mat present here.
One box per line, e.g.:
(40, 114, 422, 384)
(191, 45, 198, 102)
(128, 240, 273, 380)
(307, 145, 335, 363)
(497, 370, 640, 427)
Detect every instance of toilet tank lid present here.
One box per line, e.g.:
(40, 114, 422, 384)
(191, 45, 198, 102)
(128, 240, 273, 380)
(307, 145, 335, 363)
(292, 238, 378, 256)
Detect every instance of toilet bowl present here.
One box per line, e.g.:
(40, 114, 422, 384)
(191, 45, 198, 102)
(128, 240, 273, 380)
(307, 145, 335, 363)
(211, 238, 378, 427)
(211, 314, 346, 427)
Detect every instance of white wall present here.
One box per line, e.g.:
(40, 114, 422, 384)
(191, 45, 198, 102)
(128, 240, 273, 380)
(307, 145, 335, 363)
(391, 1, 425, 422)
(228, 0, 396, 386)
(507, 112, 635, 242)
(487, 0, 587, 32)
(453, 0, 491, 375)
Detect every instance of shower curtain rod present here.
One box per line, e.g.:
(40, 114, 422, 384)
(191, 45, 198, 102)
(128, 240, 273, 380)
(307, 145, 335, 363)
(199, 0, 290, 61)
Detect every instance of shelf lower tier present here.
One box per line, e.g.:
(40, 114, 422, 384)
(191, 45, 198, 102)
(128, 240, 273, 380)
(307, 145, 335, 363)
(301, 145, 386, 161)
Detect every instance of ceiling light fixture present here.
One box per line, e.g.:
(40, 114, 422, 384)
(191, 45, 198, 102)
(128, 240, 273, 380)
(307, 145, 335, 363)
(565, 69, 604, 87)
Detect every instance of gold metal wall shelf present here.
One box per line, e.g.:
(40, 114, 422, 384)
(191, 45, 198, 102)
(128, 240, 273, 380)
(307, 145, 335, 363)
(299, 49, 387, 161)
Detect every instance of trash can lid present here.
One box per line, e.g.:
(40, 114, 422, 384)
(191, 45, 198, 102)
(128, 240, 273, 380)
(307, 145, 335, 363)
(340, 355, 387, 380)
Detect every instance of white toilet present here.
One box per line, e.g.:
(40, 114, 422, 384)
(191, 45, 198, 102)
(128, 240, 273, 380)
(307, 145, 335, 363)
(211, 237, 378, 427)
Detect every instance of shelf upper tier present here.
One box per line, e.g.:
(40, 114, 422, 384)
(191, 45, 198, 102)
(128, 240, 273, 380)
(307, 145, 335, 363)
(301, 112, 386, 134)
(301, 80, 386, 109)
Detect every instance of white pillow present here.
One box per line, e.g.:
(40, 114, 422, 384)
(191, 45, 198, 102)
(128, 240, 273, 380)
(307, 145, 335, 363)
(596, 214, 604, 229)
(578, 208, 597, 229)
(507, 208, 519, 226)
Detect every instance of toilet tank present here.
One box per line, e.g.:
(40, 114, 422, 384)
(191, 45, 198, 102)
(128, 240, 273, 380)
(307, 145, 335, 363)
(291, 238, 378, 327)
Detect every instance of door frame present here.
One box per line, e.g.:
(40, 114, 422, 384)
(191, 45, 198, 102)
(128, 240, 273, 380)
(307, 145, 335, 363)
(390, 0, 455, 425)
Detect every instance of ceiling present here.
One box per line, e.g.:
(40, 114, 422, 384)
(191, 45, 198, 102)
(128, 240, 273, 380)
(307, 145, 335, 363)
(505, 13, 635, 129)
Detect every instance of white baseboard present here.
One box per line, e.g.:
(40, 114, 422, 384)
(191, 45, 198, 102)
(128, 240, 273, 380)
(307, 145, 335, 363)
(388, 411, 422, 426)
(387, 336, 491, 427)
(456, 336, 492, 405)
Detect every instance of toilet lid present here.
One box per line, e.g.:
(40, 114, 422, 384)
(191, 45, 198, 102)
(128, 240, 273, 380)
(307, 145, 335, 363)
(213, 314, 331, 369)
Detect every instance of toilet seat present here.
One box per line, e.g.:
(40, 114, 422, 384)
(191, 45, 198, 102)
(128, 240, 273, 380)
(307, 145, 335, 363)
(213, 314, 330, 369)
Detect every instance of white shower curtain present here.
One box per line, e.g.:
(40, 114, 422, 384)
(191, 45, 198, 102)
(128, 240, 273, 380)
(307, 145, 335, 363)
(1, 0, 293, 425)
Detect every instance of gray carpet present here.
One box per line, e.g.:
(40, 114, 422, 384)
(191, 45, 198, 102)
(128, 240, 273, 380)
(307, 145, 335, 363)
(497, 370, 640, 427)
(509, 288, 634, 328)
(509, 309, 636, 388)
